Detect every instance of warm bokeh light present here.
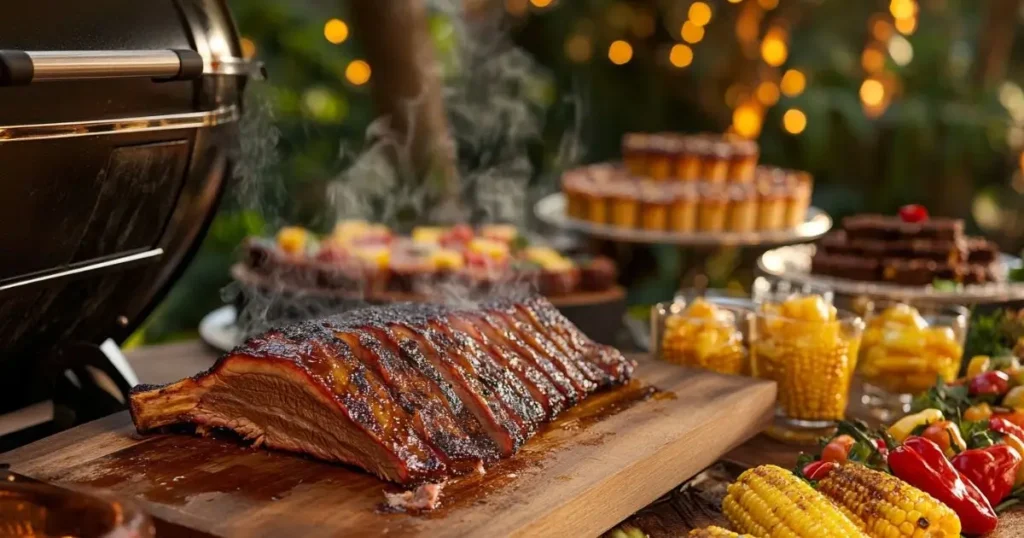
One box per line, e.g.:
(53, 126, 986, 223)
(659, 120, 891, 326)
(894, 16, 917, 35)
(724, 84, 746, 108)
(860, 78, 885, 107)
(607, 2, 633, 29)
(861, 47, 886, 73)
(1020, 152, 1024, 173)
(889, 0, 916, 19)
(780, 69, 806, 96)
(669, 44, 694, 68)
(783, 108, 807, 134)
(688, 2, 712, 26)
(505, 0, 529, 16)
(345, 60, 372, 85)
(608, 40, 634, 65)
(761, 33, 788, 66)
(530, 0, 553, 7)
(324, 19, 349, 45)
(871, 19, 894, 41)
(565, 34, 593, 63)
(728, 0, 742, 3)
(888, 35, 913, 66)
(240, 38, 257, 59)
(758, 0, 779, 9)
(733, 103, 763, 138)
(756, 81, 780, 105)
(681, 21, 706, 43)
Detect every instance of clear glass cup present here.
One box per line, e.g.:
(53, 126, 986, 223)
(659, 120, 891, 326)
(0, 471, 154, 538)
(651, 289, 755, 376)
(749, 296, 865, 443)
(857, 302, 968, 422)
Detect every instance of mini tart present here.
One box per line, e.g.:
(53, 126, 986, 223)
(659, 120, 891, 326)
(622, 132, 650, 177)
(561, 170, 589, 220)
(639, 182, 671, 231)
(675, 137, 703, 181)
(668, 183, 698, 233)
(646, 134, 680, 181)
(757, 183, 787, 231)
(697, 185, 729, 232)
(784, 171, 813, 228)
(608, 181, 640, 229)
(582, 183, 609, 224)
(538, 263, 582, 296)
(579, 256, 617, 291)
(701, 140, 732, 183)
(726, 184, 758, 232)
(727, 138, 759, 183)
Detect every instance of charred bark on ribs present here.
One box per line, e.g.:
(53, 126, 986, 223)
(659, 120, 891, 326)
(129, 295, 634, 484)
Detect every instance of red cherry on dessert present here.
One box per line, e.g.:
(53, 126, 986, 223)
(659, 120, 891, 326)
(898, 204, 929, 223)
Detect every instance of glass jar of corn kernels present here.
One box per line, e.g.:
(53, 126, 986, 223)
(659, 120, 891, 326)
(651, 290, 755, 376)
(857, 302, 968, 422)
(749, 293, 864, 442)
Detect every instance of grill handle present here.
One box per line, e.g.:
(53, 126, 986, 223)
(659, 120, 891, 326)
(0, 49, 204, 86)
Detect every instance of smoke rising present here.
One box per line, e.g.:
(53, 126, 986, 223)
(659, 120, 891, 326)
(229, 1, 586, 338)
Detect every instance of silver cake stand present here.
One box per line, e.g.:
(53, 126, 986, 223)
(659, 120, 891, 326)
(758, 244, 1024, 306)
(534, 193, 832, 247)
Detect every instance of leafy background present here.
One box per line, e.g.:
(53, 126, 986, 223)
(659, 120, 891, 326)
(129, 0, 1024, 346)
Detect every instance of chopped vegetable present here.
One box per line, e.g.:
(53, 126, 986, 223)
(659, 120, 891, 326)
(820, 434, 855, 464)
(969, 371, 1010, 397)
(921, 420, 966, 456)
(964, 403, 994, 422)
(888, 408, 943, 442)
(966, 355, 992, 378)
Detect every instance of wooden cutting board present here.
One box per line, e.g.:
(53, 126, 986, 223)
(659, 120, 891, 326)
(2, 357, 776, 538)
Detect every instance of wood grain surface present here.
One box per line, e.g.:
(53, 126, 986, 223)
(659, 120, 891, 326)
(2, 356, 775, 538)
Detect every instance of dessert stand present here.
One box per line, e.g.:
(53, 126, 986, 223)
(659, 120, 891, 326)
(757, 244, 1024, 306)
(534, 192, 833, 247)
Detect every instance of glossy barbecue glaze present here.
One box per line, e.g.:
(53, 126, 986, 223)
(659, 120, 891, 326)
(129, 296, 634, 484)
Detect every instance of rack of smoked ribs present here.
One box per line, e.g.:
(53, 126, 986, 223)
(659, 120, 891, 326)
(810, 206, 1000, 286)
(240, 221, 618, 299)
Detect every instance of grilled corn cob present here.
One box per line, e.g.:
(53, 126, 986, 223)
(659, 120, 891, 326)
(816, 463, 961, 538)
(722, 464, 868, 537)
(687, 526, 751, 537)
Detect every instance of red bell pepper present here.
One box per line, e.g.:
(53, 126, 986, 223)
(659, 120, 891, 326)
(951, 445, 1021, 506)
(802, 460, 838, 481)
(888, 436, 998, 535)
(969, 371, 1010, 397)
(992, 414, 1024, 437)
(872, 437, 889, 457)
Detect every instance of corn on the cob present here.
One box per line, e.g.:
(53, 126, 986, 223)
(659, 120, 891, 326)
(687, 526, 752, 537)
(816, 463, 961, 538)
(722, 464, 868, 537)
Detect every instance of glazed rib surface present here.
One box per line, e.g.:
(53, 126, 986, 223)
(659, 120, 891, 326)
(129, 296, 634, 484)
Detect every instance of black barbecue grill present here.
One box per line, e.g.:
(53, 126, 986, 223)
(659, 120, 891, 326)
(0, 0, 257, 436)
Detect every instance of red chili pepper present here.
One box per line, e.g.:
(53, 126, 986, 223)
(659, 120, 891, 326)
(952, 445, 1021, 506)
(802, 460, 837, 481)
(969, 371, 1011, 397)
(888, 436, 998, 535)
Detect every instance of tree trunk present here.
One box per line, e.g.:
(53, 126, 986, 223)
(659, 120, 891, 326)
(348, 0, 461, 219)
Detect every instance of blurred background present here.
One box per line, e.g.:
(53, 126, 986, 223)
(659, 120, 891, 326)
(131, 0, 1024, 346)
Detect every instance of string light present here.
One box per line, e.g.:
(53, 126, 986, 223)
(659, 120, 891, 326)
(780, 69, 806, 96)
(608, 40, 634, 65)
(530, 0, 553, 7)
(894, 16, 917, 35)
(324, 19, 349, 45)
(761, 28, 788, 66)
(728, 0, 743, 3)
(871, 18, 894, 41)
(783, 109, 807, 134)
(733, 103, 763, 138)
(681, 21, 706, 43)
(860, 78, 885, 107)
(888, 35, 913, 66)
(345, 60, 372, 85)
(565, 34, 593, 63)
(240, 38, 257, 59)
(756, 81, 780, 105)
(889, 0, 916, 19)
(758, 0, 779, 9)
(669, 44, 694, 68)
(688, 2, 712, 26)
(861, 46, 886, 73)
(632, 11, 656, 37)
